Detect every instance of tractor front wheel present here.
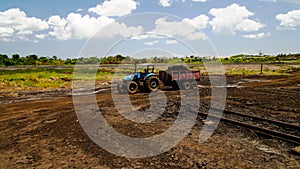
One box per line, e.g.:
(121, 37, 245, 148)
(127, 81, 139, 94)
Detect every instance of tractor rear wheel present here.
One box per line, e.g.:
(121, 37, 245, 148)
(145, 76, 160, 91)
(127, 81, 139, 94)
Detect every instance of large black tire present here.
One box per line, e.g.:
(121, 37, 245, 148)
(127, 81, 139, 94)
(171, 81, 179, 90)
(182, 81, 191, 90)
(117, 83, 126, 94)
(191, 81, 198, 90)
(145, 76, 160, 91)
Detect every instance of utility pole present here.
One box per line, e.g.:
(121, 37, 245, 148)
(259, 50, 263, 75)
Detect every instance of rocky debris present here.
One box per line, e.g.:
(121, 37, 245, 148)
(60, 77, 71, 81)
(15, 156, 33, 164)
(44, 119, 57, 124)
(292, 146, 300, 155)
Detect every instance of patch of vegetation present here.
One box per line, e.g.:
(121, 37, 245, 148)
(0, 69, 72, 90)
(220, 53, 300, 64)
(226, 69, 291, 76)
(225, 65, 298, 76)
(0, 68, 119, 92)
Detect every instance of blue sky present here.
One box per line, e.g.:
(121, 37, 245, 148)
(0, 0, 299, 58)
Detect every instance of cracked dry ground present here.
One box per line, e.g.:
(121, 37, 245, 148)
(0, 73, 300, 169)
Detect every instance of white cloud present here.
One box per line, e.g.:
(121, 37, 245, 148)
(0, 3, 141, 41)
(0, 8, 49, 40)
(152, 17, 207, 40)
(192, 0, 207, 2)
(144, 40, 158, 46)
(48, 13, 142, 40)
(209, 3, 265, 35)
(48, 15, 73, 40)
(236, 19, 265, 32)
(1, 37, 13, 42)
(166, 39, 178, 44)
(243, 32, 271, 39)
(181, 0, 208, 3)
(66, 13, 115, 39)
(76, 8, 83, 12)
(159, 0, 173, 7)
(131, 34, 165, 40)
(48, 14, 115, 40)
(283, 0, 300, 3)
(276, 9, 300, 30)
(0, 27, 14, 37)
(94, 22, 143, 39)
(259, 0, 277, 2)
(35, 34, 48, 39)
(183, 14, 209, 29)
(88, 0, 137, 17)
(48, 15, 68, 27)
(131, 34, 152, 40)
(260, 0, 300, 3)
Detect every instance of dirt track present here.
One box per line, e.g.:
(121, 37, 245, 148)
(1, 73, 300, 168)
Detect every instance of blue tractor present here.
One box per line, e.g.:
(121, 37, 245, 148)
(117, 64, 160, 94)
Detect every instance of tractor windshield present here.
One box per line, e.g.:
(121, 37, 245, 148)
(147, 65, 154, 73)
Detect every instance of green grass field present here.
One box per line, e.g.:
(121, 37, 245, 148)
(0, 64, 299, 93)
(0, 68, 118, 92)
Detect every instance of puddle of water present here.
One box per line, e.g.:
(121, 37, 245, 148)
(198, 84, 244, 88)
(243, 79, 266, 83)
(0, 97, 46, 104)
(71, 88, 107, 96)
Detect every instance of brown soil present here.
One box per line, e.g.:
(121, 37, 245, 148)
(0, 73, 299, 169)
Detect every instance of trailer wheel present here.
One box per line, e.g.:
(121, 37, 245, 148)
(127, 81, 138, 94)
(117, 83, 126, 94)
(171, 81, 179, 90)
(146, 76, 160, 91)
(191, 81, 198, 90)
(183, 81, 191, 90)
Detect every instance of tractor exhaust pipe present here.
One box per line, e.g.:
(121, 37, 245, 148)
(134, 61, 137, 73)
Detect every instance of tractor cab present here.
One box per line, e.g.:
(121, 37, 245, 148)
(130, 64, 154, 81)
(145, 65, 154, 74)
(140, 64, 154, 80)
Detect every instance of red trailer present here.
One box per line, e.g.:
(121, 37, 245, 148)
(159, 66, 200, 90)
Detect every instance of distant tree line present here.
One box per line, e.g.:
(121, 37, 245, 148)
(0, 53, 184, 66)
(0, 53, 299, 66)
(220, 53, 300, 63)
(0, 54, 75, 66)
(0, 53, 139, 66)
